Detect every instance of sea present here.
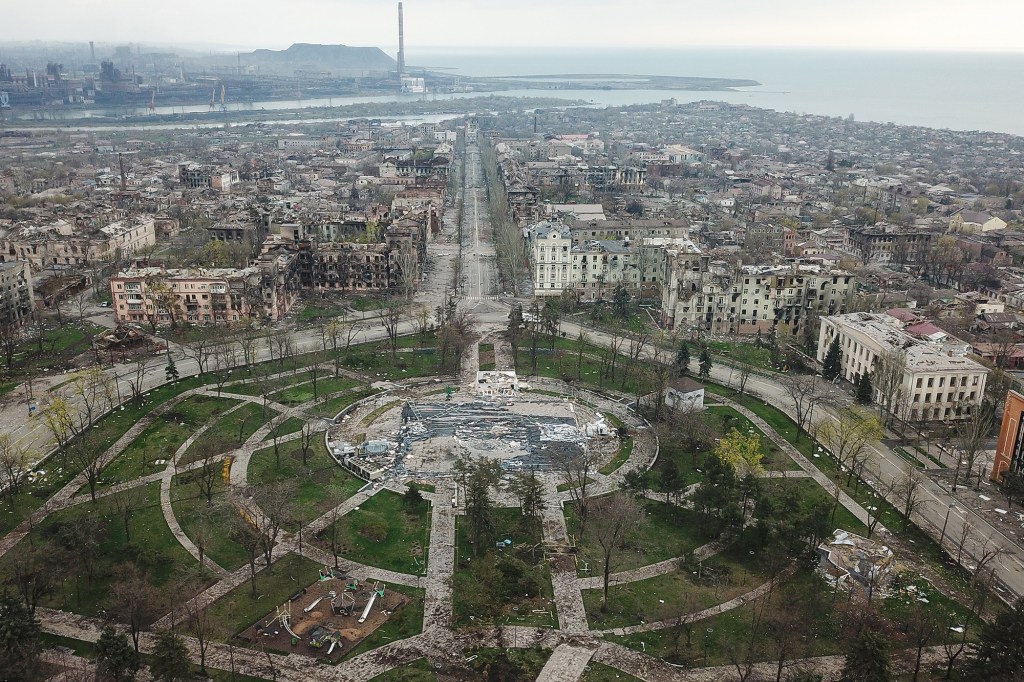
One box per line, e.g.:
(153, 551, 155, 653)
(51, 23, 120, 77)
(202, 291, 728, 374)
(414, 47, 1024, 137)
(10, 48, 1024, 137)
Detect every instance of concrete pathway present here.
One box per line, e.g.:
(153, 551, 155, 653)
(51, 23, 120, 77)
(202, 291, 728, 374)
(540, 479, 590, 633)
(535, 643, 597, 682)
(423, 480, 456, 630)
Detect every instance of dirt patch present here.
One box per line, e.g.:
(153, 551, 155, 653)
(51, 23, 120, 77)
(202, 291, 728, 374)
(236, 575, 410, 660)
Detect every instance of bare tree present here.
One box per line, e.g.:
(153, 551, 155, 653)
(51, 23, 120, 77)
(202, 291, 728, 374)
(559, 449, 598, 538)
(238, 323, 260, 371)
(897, 464, 927, 532)
(778, 374, 823, 440)
(110, 485, 145, 544)
(211, 342, 240, 395)
(873, 349, 907, 428)
(954, 401, 996, 491)
(111, 563, 161, 652)
(299, 421, 317, 467)
(193, 443, 221, 506)
(180, 577, 214, 674)
(183, 327, 215, 375)
(125, 357, 157, 404)
(229, 510, 263, 597)
(380, 300, 406, 359)
(0, 434, 28, 507)
(816, 409, 884, 489)
(588, 492, 647, 611)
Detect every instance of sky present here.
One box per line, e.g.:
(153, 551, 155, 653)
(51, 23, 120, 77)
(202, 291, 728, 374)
(1, 0, 1022, 54)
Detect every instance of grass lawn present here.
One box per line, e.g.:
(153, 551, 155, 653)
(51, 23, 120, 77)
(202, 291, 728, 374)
(367, 658, 437, 682)
(313, 490, 430, 575)
(706, 341, 776, 372)
(181, 402, 277, 465)
(0, 481, 204, 617)
(705, 405, 799, 471)
(761, 477, 869, 536)
(581, 662, 641, 682)
(270, 376, 361, 406)
(297, 303, 347, 323)
(516, 347, 654, 397)
(609, 568, 976, 668)
(338, 582, 425, 661)
(99, 395, 240, 487)
(342, 346, 445, 380)
(13, 322, 107, 371)
(567, 498, 707, 576)
(249, 439, 366, 530)
(453, 508, 557, 629)
(581, 533, 773, 631)
(169, 475, 250, 571)
(264, 417, 305, 441)
(206, 552, 322, 636)
(479, 343, 496, 372)
(313, 388, 377, 418)
(598, 435, 633, 475)
(464, 648, 553, 680)
(224, 370, 314, 397)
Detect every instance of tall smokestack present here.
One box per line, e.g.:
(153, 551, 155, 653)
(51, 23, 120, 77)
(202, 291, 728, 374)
(397, 2, 405, 76)
(89, 41, 95, 63)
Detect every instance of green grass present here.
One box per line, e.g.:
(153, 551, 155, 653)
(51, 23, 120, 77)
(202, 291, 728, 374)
(581, 533, 772, 631)
(338, 582, 425, 661)
(361, 400, 402, 426)
(297, 304, 347, 323)
(479, 343, 496, 372)
(170, 475, 250, 571)
(264, 417, 305, 441)
(249, 438, 366, 529)
(223, 370, 314, 397)
(181, 402, 277, 465)
(581, 662, 641, 682)
(598, 435, 634, 475)
(762, 477, 868, 536)
(341, 346, 446, 380)
(464, 647, 553, 680)
(706, 341, 776, 372)
(313, 490, 430, 574)
(99, 394, 240, 487)
(313, 388, 377, 418)
(893, 446, 926, 469)
(206, 552, 323, 636)
(453, 508, 557, 628)
(567, 498, 708, 575)
(270, 375, 361, 406)
(0, 482, 205, 617)
(515, 345, 654, 397)
(368, 658, 437, 682)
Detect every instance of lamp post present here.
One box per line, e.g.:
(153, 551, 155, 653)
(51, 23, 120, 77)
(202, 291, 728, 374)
(940, 502, 960, 549)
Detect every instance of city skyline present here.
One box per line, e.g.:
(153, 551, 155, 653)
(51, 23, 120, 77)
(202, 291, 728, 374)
(1, 0, 1023, 54)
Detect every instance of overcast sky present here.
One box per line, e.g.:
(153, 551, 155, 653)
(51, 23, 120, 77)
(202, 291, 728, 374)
(2, 0, 1021, 53)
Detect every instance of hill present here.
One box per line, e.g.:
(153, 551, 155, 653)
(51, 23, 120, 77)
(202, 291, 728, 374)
(238, 43, 396, 76)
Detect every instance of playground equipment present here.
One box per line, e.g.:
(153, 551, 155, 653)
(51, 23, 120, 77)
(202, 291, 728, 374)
(358, 582, 386, 624)
(309, 626, 343, 654)
(273, 603, 300, 640)
(304, 590, 335, 614)
(332, 591, 356, 616)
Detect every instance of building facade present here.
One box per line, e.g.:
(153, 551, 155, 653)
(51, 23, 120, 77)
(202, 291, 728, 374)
(992, 390, 1024, 481)
(817, 312, 989, 422)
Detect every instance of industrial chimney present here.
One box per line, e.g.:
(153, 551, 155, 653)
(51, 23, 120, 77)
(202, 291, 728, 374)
(89, 41, 95, 64)
(397, 2, 405, 77)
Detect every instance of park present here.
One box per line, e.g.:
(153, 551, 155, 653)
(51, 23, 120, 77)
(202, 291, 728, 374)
(0, 315, 1005, 682)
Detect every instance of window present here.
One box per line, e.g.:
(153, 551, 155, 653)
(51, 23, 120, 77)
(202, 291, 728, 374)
(927, 378, 934, 388)
(916, 378, 923, 388)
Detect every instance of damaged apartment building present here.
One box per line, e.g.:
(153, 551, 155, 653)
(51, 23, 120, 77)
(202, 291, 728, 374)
(111, 209, 432, 325)
(660, 249, 856, 336)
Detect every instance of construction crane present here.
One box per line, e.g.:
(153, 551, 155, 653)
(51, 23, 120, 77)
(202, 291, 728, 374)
(148, 90, 155, 112)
